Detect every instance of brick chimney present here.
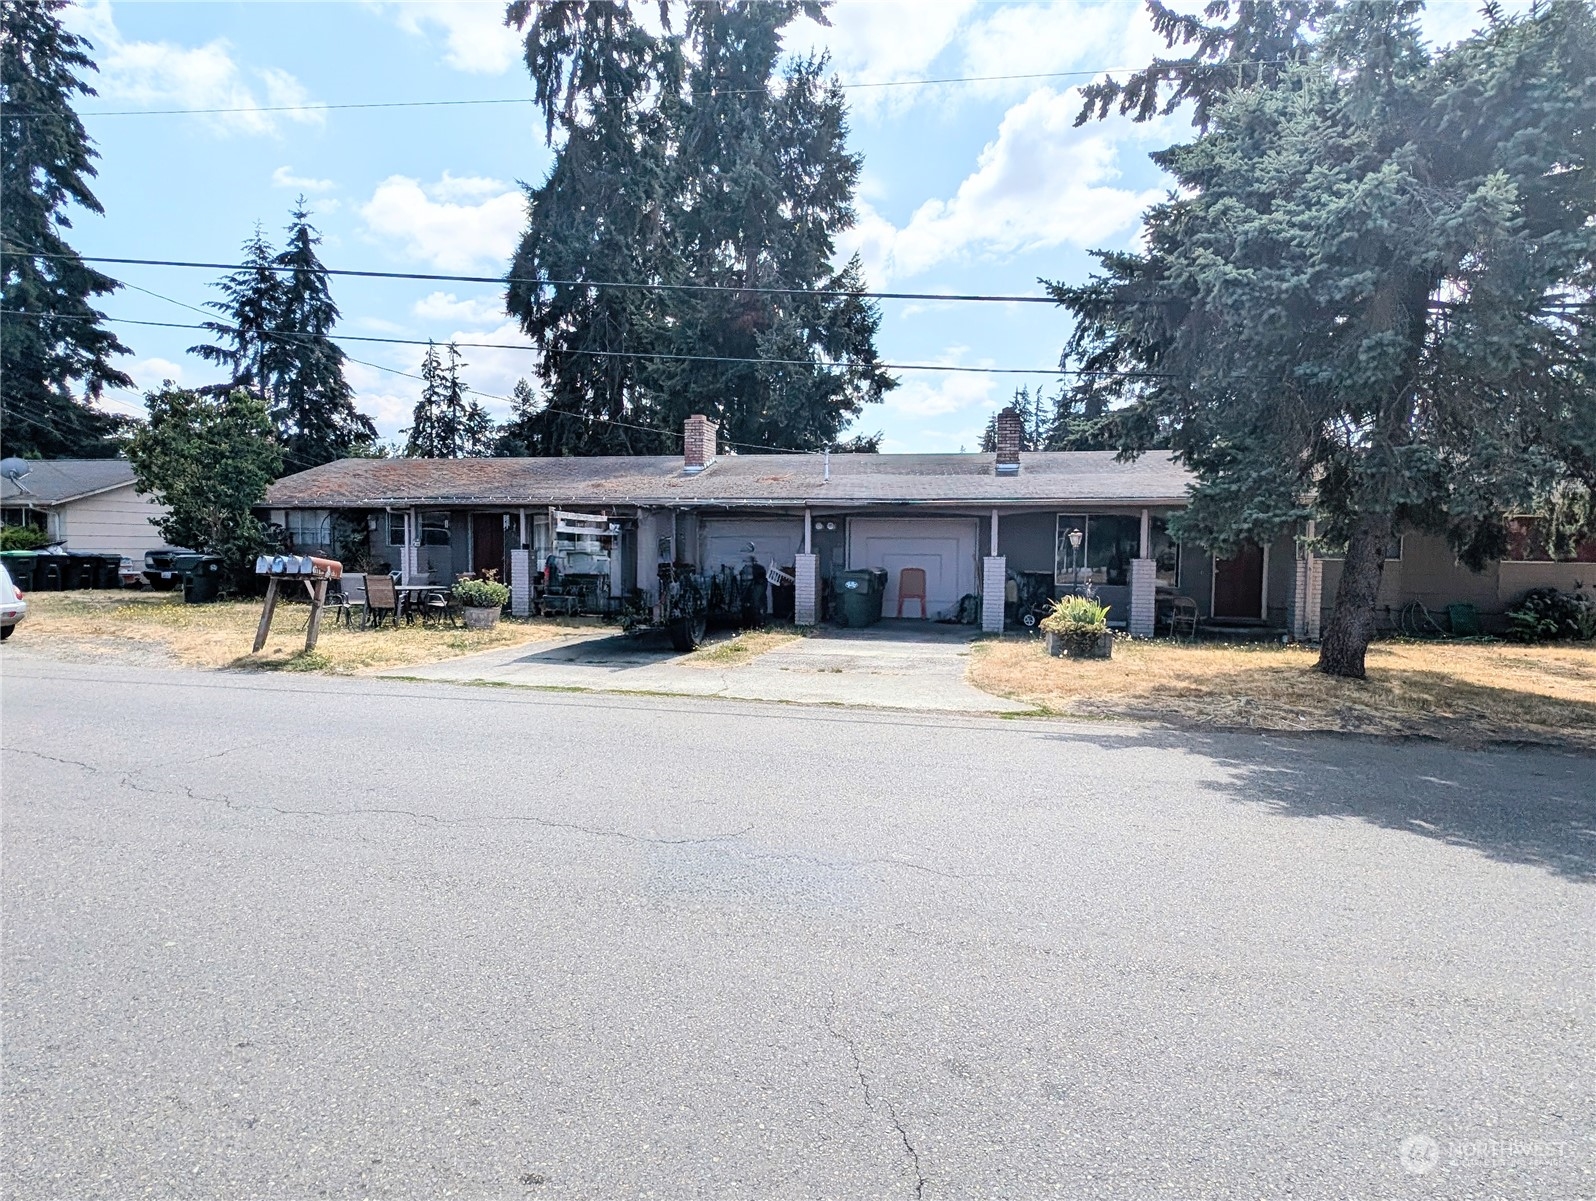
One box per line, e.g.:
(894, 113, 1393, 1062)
(683, 413, 719, 473)
(994, 406, 1022, 475)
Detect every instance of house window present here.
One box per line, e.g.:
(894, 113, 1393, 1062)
(1504, 517, 1596, 563)
(387, 512, 406, 547)
(1055, 514, 1142, 586)
(420, 512, 451, 546)
(284, 509, 332, 551)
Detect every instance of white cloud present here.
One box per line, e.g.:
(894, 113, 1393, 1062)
(413, 291, 507, 326)
(126, 356, 186, 390)
(272, 166, 336, 193)
(841, 89, 1164, 282)
(375, 1, 523, 74)
(65, 1, 323, 136)
(359, 175, 526, 271)
(790, 0, 974, 117)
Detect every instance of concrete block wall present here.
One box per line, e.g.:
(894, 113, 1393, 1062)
(1129, 557, 1156, 637)
(794, 552, 819, 625)
(510, 548, 533, 617)
(981, 556, 1006, 633)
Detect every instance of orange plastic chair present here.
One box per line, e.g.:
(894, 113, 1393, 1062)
(896, 567, 928, 618)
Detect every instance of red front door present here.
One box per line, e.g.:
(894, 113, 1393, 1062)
(471, 514, 504, 580)
(1212, 543, 1264, 619)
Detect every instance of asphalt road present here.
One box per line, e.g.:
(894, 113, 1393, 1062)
(2, 660, 1592, 1201)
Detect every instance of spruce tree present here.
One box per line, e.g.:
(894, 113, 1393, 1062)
(190, 225, 282, 395)
(403, 343, 447, 458)
(493, 378, 543, 456)
(404, 342, 487, 458)
(261, 201, 375, 473)
(1052, 0, 1596, 678)
(0, 0, 132, 458)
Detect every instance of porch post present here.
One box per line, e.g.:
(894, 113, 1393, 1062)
(981, 509, 1005, 634)
(795, 509, 818, 628)
(1129, 556, 1157, 638)
(402, 507, 418, 584)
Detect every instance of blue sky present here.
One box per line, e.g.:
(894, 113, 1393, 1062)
(63, 0, 1511, 453)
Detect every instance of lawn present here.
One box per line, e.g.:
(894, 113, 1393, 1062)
(969, 635, 1596, 751)
(11, 590, 578, 674)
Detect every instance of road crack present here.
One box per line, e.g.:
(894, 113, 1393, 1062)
(824, 993, 927, 1200)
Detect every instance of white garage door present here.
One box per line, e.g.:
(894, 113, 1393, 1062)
(700, 518, 803, 576)
(847, 518, 978, 620)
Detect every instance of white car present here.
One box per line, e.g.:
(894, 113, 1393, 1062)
(1, 562, 26, 640)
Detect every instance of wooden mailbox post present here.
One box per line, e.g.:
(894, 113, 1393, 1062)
(252, 555, 343, 654)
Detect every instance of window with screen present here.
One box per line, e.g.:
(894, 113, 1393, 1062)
(387, 512, 406, 547)
(284, 509, 331, 551)
(420, 512, 451, 547)
(1056, 514, 1159, 587)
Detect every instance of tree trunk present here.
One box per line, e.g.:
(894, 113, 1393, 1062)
(1316, 512, 1395, 679)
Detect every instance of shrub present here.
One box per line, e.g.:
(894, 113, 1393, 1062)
(1040, 594, 1110, 635)
(0, 524, 52, 550)
(453, 576, 511, 609)
(1505, 584, 1596, 643)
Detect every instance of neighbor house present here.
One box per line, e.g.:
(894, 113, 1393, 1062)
(261, 410, 1594, 637)
(0, 460, 171, 563)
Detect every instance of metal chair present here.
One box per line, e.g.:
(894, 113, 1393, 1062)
(422, 588, 459, 628)
(332, 573, 368, 629)
(1167, 595, 1200, 641)
(896, 567, 928, 619)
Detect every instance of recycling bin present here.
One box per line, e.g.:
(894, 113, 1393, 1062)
(833, 568, 887, 627)
(0, 551, 37, 592)
(181, 556, 224, 604)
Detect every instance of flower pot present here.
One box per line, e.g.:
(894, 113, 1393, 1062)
(463, 605, 501, 630)
(1047, 629, 1112, 659)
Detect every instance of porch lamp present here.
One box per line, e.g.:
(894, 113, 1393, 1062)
(1067, 526, 1084, 586)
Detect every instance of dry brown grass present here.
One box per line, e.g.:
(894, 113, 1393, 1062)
(679, 627, 804, 668)
(13, 590, 577, 674)
(969, 635, 1596, 750)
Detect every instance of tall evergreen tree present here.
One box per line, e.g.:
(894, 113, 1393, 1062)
(1051, 0, 1596, 678)
(403, 342, 485, 458)
(0, 0, 132, 458)
(261, 202, 375, 473)
(504, 0, 894, 455)
(404, 343, 448, 458)
(493, 378, 543, 456)
(190, 225, 282, 394)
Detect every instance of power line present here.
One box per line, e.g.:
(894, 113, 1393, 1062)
(0, 312, 1123, 377)
(2, 249, 1059, 307)
(11, 60, 1292, 120)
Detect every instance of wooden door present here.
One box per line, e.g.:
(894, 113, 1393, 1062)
(471, 513, 504, 580)
(1212, 543, 1264, 619)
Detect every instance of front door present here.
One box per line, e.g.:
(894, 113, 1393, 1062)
(1212, 543, 1264, 619)
(471, 513, 504, 580)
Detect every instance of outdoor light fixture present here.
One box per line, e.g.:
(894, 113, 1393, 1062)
(826, 521, 836, 530)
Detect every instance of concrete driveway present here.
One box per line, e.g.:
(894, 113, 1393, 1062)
(381, 620, 1031, 713)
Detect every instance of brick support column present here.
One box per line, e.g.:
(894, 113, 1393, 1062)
(981, 556, 1006, 633)
(1306, 557, 1323, 641)
(509, 548, 533, 617)
(794, 552, 819, 626)
(1129, 557, 1156, 637)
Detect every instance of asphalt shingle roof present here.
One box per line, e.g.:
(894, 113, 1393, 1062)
(0, 459, 136, 506)
(263, 451, 1193, 509)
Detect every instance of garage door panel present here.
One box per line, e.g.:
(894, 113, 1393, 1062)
(848, 519, 977, 620)
(701, 520, 802, 574)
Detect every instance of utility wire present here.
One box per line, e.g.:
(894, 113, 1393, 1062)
(8, 60, 1295, 119)
(1, 248, 1059, 306)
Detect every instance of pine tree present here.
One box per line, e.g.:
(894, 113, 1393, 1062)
(190, 225, 282, 395)
(0, 0, 132, 458)
(404, 343, 487, 458)
(261, 201, 375, 473)
(1052, 0, 1596, 678)
(504, 0, 894, 455)
(493, 378, 543, 456)
(403, 343, 447, 458)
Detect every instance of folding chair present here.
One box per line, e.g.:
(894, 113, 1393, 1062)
(896, 567, 928, 619)
(364, 573, 399, 629)
(332, 573, 368, 629)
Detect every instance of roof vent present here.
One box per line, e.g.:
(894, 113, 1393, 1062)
(994, 407, 1022, 476)
(683, 414, 718, 474)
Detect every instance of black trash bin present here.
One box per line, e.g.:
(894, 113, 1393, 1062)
(181, 556, 224, 604)
(833, 567, 887, 627)
(0, 551, 37, 592)
(92, 554, 124, 589)
(33, 553, 66, 591)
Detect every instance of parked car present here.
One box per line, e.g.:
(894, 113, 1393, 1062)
(143, 547, 198, 591)
(1, 562, 26, 640)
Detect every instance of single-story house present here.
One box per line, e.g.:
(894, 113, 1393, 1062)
(261, 411, 1594, 636)
(1, 459, 172, 563)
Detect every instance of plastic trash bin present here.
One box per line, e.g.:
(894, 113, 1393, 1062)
(0, 551, 37, 592)
(33, 554, 66, 591)
(181, 556, 224, 604)
(834, 567, 887, 627)
(92, 554, 124, 589)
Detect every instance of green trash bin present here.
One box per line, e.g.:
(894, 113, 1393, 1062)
(181, 556, 224, 604)
(0, 551, 37, 592)
(834, 567, 887, 627)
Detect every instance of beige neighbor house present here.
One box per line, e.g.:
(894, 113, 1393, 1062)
(261, 410, 1595, 638)
(0, 460, 172, 563)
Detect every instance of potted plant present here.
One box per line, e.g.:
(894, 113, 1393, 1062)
(452, 571, 510, 630)
(1040, 594, 1113, 659)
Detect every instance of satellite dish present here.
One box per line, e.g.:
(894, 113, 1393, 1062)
(0, 457, 31, 482)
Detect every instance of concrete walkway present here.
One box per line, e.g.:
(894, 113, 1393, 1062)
(378, 620, 1031, 713)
